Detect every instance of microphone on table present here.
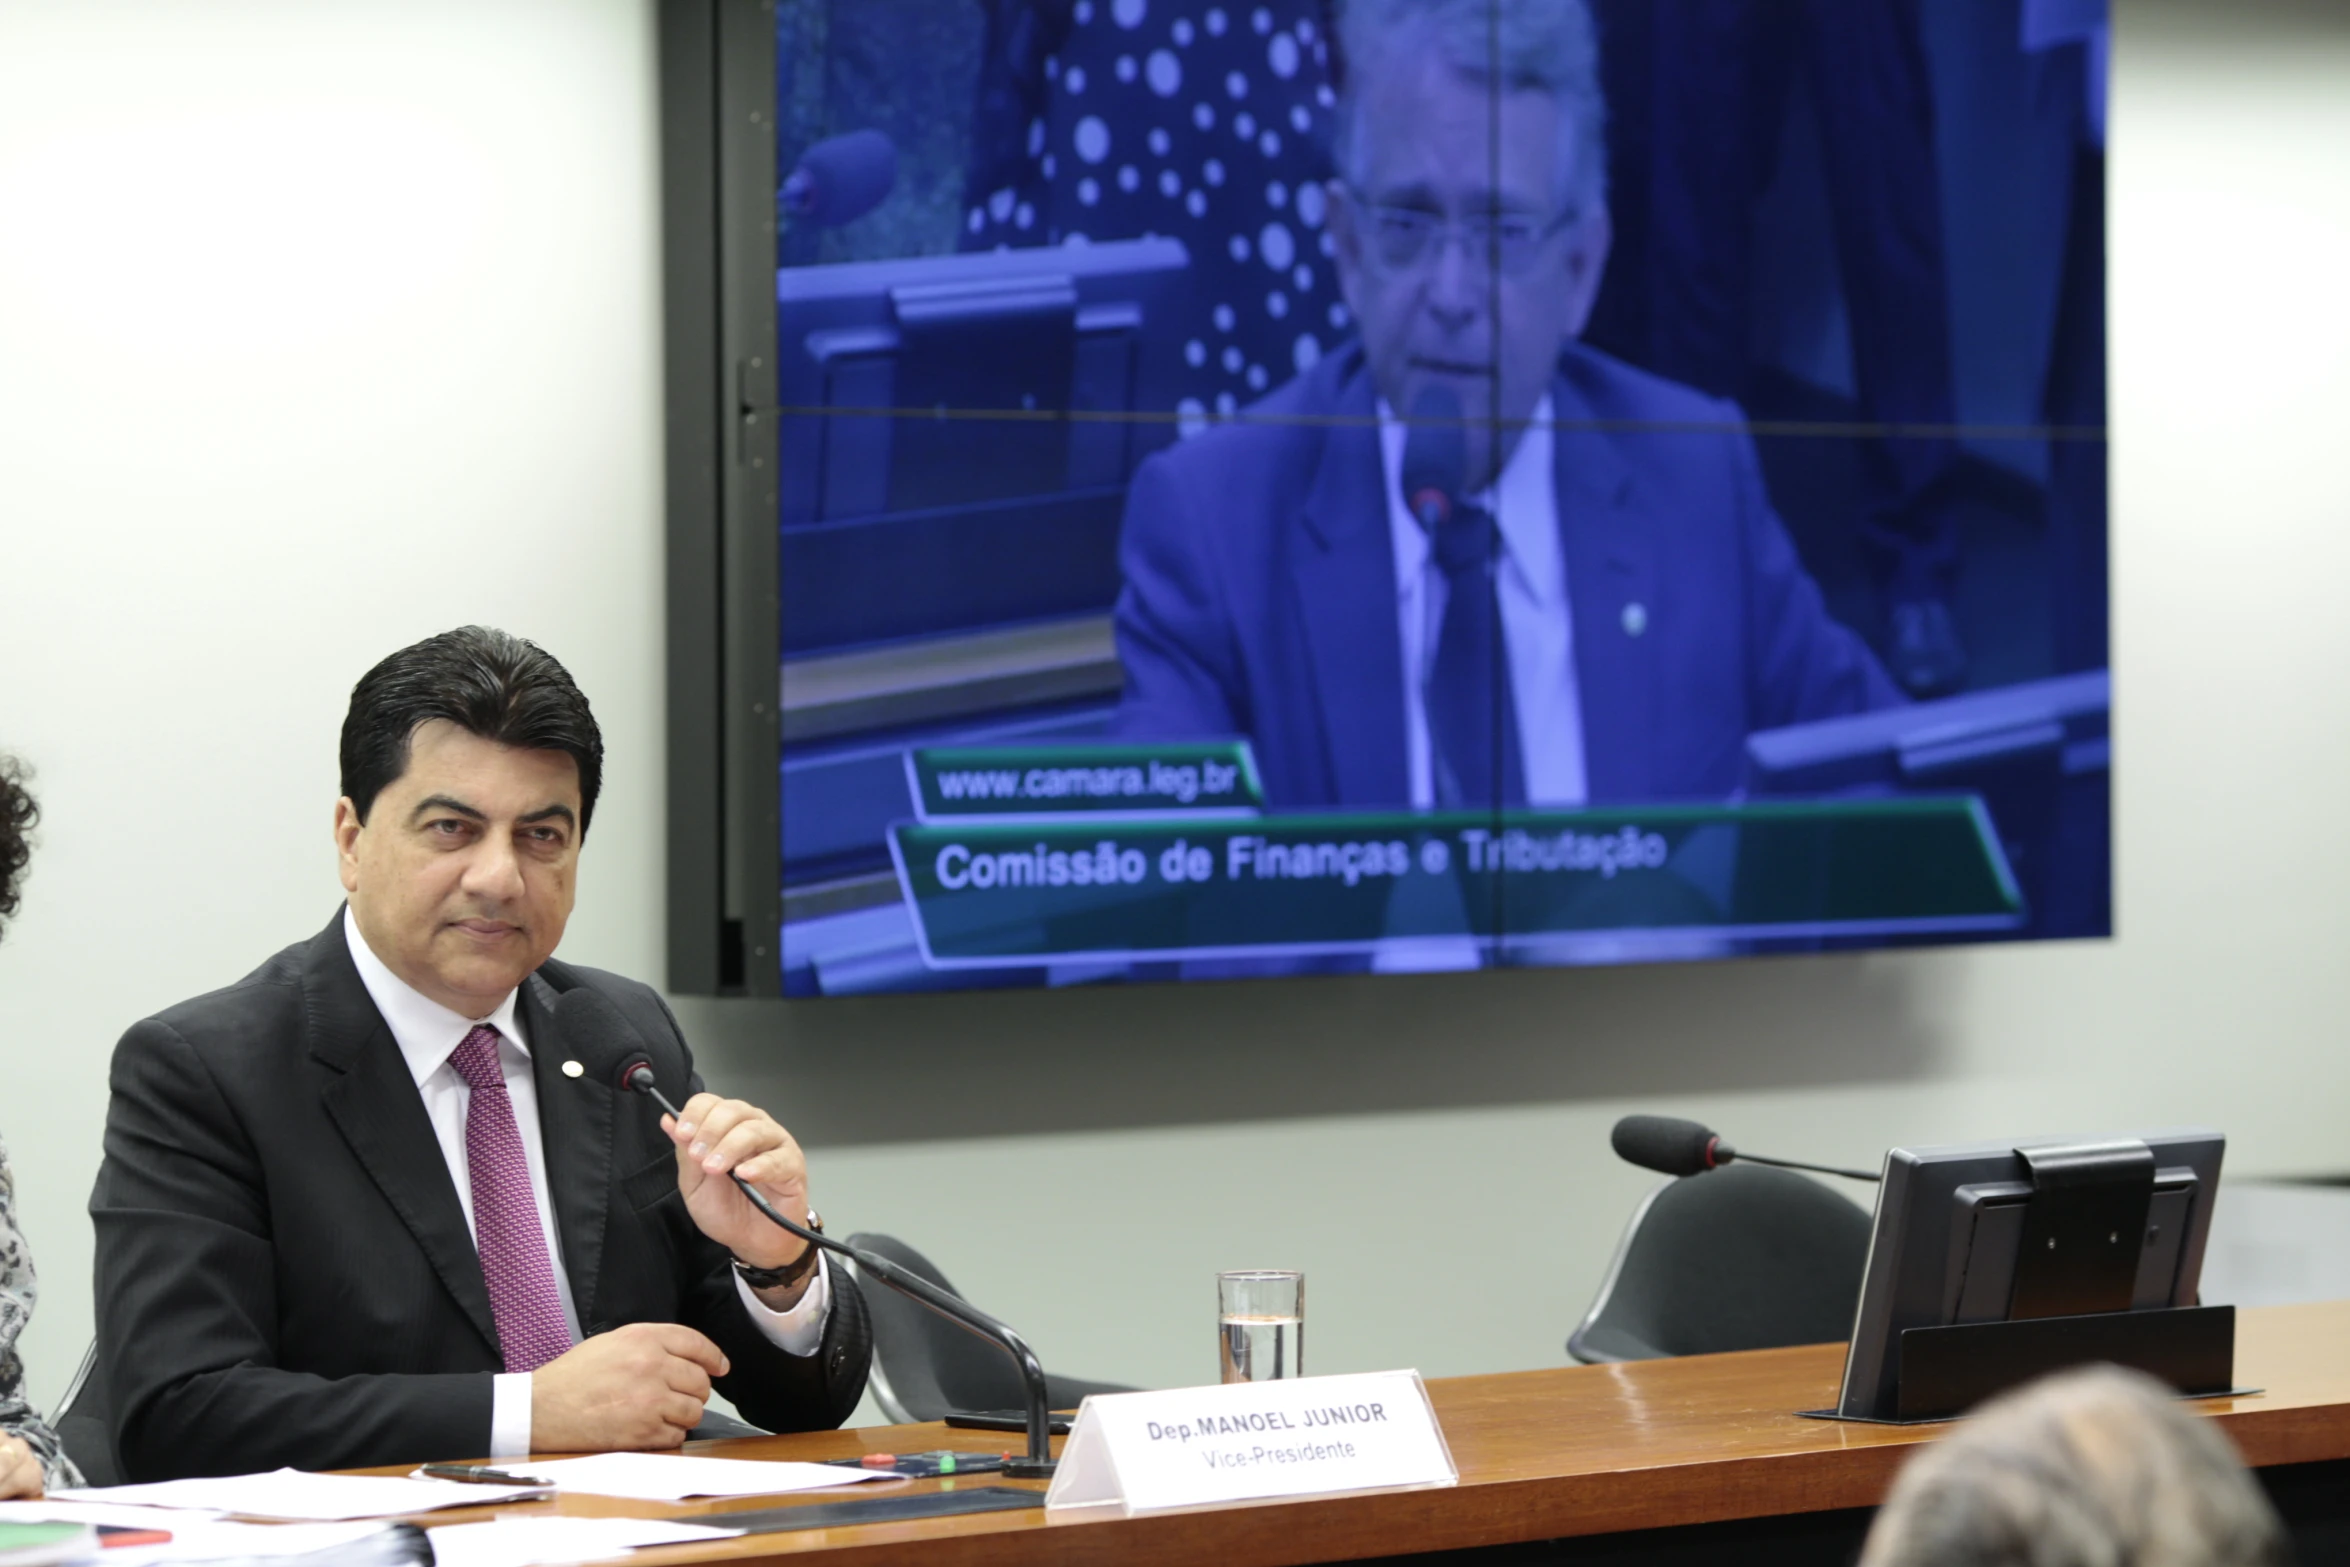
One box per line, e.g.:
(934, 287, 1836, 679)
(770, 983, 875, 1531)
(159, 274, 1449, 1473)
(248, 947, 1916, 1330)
(1610, 1114, 1881, 1184)
(552, 987, 1060, 1477)
(1400, 385, 1467, 533)
(780, 129, 898, 228)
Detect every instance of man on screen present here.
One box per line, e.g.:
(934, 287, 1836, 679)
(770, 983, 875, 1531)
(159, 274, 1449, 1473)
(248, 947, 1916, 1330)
(1112, 0, 1901, 812)
(92, 628, 869, 1478)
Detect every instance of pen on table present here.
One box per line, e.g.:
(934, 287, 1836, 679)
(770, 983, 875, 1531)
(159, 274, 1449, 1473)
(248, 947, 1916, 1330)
(827, 1450, 1014, 1475)
(96, 1526, 173, 1549)
(419, 1463, 552, 1487)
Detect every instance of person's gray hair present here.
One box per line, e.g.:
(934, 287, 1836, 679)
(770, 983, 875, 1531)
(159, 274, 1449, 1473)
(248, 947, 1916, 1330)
(1329, 0, 1608, 217)
(1859, 1365, 2289, 1567)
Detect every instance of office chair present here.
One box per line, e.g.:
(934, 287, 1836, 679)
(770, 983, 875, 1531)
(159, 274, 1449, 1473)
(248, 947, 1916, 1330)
(846, 1233, 1136, 1423)
(1567, 1164, 1873, 1363)
(50, 1340, 121, 1488)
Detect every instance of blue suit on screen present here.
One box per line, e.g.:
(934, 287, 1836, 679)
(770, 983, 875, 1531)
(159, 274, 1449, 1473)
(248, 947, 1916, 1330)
(1111, 341, 1904, 810)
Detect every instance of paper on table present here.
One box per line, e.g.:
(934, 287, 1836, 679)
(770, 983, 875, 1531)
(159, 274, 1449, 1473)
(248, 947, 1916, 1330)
(98, 1520, 401, 1565)
(0, 1520, 92, 1567)
(0, 1501, 224, 1530)
(422, 1516, 742, 1567)
(53, 1469, 547, 1520)
(492, 1453, 902, 1501)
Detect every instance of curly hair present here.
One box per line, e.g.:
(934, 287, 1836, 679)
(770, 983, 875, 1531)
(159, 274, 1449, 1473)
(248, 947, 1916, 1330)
(0, 755, 33, 940)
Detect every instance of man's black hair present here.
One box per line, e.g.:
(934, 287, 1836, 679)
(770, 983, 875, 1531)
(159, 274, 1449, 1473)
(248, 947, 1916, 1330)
(0, 755, 34, 940)
(340, 626, 605, 835)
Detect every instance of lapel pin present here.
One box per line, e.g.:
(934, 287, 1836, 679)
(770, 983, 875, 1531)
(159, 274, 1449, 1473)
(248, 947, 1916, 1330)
(561, 1059, 584, 1079)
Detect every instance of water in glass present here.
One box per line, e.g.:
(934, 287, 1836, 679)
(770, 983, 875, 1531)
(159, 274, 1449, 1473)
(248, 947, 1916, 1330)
(1220, 1312, 1303, 1382)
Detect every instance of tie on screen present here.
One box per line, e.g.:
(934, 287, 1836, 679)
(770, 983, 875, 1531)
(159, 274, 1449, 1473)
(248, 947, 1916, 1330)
(1426, 504, 1527, 811)
(450, 1025, 575, 1374)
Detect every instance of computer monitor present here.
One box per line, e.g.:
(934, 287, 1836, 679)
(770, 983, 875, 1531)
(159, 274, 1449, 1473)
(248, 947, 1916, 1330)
(1745, 670, 2110, 795)
(1746, 671, 2111, 943)
(776, 237, 1191, 653)
(1835, 1129, 2226, 1422)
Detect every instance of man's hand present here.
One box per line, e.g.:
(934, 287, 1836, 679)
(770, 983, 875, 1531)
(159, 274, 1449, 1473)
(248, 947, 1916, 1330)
(0, 1433, 42, 1500)
(529, 1324, 729, 1453)
(663, 1093, 814, 1287)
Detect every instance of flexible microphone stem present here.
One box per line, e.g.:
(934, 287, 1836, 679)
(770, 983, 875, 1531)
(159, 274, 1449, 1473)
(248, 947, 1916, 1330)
(624, 1068, 1057, 1476)
(1731, 1149, 1882, 1184)
(1610, 1115, 1882, 1184)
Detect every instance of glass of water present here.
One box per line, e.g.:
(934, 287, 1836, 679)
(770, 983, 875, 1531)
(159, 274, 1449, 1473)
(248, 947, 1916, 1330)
(1218, 1269, 1304, 1383)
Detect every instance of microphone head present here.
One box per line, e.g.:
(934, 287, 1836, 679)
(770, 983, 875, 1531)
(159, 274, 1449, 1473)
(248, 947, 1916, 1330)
(1611, 1115, 1726, 1178)
(1399, 385, 1466, 535)
(550, 986, 656, 1095)
(782, 128, 898, 227)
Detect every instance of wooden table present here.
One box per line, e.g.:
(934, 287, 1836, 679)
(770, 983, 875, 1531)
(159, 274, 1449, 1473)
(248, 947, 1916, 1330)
(380, 1300, 2350, 1566)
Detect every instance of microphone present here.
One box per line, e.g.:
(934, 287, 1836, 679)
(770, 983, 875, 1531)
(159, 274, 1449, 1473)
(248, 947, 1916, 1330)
(1610, 1114, 1881, 1184)
(780, 129, 898, 228)
(553, 988, 1060, 1476)
(1400, 385, 1465, 532)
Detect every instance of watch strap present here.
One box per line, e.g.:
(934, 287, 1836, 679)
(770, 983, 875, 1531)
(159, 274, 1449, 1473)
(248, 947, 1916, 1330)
(733, 1209, 823, 1292)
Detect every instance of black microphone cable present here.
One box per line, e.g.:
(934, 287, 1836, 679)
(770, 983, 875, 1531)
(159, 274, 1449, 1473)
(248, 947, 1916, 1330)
(553, 987, 1060, 1476)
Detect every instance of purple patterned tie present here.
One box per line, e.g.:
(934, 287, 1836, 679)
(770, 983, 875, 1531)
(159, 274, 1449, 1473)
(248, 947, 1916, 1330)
(449, 1025, 573, 1374)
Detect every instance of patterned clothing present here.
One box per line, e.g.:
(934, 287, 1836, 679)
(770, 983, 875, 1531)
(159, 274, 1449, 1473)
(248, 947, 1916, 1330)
(963, 0, 1344, 432)
(0, 1136, 81, 1489)
(446, 1027, 575, 1376)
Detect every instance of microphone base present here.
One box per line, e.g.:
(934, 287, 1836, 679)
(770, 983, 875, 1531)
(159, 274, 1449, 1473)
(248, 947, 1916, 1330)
(1002, 1456, 1057, 1480)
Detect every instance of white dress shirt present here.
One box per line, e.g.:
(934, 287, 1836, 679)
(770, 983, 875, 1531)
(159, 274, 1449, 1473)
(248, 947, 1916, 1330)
(1379, 394, 1590, 811)
(342, 910, 830, 1456)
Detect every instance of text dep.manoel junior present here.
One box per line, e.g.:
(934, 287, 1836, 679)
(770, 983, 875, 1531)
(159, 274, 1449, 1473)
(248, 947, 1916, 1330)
(1146, 1400, 1391, 1444)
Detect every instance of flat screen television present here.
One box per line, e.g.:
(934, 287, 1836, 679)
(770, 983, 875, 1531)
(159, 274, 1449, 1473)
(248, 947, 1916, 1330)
(660, 0, 2112, 997)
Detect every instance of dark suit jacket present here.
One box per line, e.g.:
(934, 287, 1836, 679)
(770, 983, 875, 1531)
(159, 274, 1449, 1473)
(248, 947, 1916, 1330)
(90, 914, 871, 1480)
(1112, 341, 1903, 808)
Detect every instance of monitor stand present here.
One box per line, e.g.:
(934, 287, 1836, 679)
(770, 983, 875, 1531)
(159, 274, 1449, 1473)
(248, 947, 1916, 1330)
(1800, 1303, 2253, 1424)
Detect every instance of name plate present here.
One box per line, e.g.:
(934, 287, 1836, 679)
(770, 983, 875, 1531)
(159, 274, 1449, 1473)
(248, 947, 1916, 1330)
(1043, 1370, 1457, 1517)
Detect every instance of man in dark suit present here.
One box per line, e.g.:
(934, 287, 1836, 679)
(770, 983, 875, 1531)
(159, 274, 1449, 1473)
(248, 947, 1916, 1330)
(1584, 0, 1972, 697)
(92, 628, 869, 1480)
(1114, 0, 1899, 811)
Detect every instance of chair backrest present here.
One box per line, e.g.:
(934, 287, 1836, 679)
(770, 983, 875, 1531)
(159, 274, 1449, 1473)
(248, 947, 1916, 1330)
(847, 1233, 1033, 1422)
(50, 1339, 122, 1488)
(1568, 1164, 1873, 1364)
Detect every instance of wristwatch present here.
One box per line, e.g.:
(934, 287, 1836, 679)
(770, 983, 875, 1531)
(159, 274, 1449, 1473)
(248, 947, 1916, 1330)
(734, 1209, 823, 1292)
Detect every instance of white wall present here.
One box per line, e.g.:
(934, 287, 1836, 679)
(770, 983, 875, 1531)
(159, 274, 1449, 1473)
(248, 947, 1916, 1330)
(2, 0, 2347, 1418)
(0, 0, 672, 1404)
